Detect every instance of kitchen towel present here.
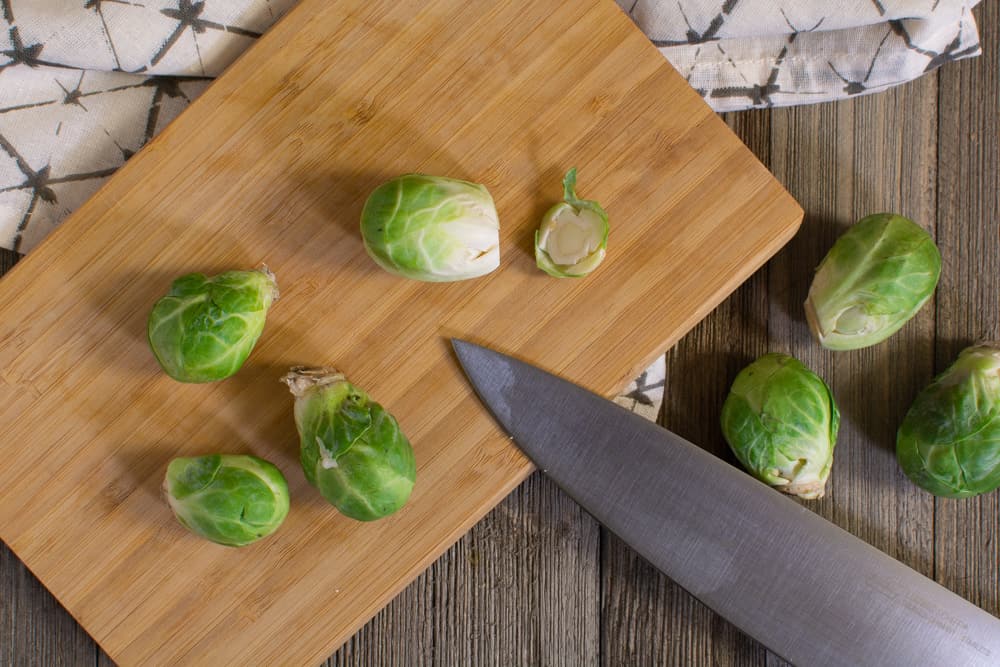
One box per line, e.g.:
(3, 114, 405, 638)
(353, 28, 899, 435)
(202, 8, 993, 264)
(0, 0, 984, 416)
(623, 0, 983, 111)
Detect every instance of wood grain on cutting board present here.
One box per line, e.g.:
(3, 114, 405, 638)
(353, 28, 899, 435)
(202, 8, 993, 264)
(0, 0, 802, 664)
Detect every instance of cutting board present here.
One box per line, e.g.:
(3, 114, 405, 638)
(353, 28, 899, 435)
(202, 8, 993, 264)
(0, 0, 802, 664)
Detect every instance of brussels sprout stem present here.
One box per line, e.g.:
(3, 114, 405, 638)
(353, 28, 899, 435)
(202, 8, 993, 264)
(282, 366, 347, 397)
(782, 477, 825, 500)
(257, 264, 280, 303)
(562, 168, 581, 206)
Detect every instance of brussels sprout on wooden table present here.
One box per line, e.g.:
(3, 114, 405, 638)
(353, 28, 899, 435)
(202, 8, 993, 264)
(897, 343, 1000, 499)
(721, 353, 840, 499)
(805, 213, 941, 351)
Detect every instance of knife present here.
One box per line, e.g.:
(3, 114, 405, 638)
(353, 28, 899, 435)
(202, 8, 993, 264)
(452, 339, 1000, 667)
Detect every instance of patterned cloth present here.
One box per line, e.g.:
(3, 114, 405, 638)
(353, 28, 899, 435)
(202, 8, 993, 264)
(0, 0, 297, 253)
(623, 0, 983, 111)
(0, 0, 985, 415)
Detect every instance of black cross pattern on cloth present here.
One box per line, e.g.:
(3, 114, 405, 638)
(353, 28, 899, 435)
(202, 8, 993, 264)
(0, 133, 118, 251)
(624, 0, 982, 114)
(146, 0, 262, 74)
(890, 17, 981, 73)
(708, 41, 791, 106)
(0, 26, 62, 72)
(650, 0, 741, 46)
(622, 370, 666, 407)
(0, 0, 284, 252)
(827, 28, 901, 96)
(3, 0, 290, 76)
(84, 0, 144, 71)
(0, 71, 204, 250)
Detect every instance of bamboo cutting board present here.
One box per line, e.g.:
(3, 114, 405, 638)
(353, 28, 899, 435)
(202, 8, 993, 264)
(0, 0, 802, 664)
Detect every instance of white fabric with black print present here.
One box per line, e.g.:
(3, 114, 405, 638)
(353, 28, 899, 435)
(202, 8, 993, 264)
(0, 0, 984, 418)
(622, 0, 982, 111)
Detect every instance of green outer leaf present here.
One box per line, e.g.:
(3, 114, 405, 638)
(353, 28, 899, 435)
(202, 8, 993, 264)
(312, 402, 416, 521)
(164, 454, 290, 547)
(294, 377, 373, 484)
(720, 353, 839, 499)
(284, 368, 416, 520)
(147, 267, 278, 383)
(805, 213, 941, 351)
(360, 173, 499, 282)
(534, 168, 609, 278)
(897, 343, 1000, 498)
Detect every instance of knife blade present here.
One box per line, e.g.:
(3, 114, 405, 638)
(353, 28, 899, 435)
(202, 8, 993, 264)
(452, 339, 1000, 667)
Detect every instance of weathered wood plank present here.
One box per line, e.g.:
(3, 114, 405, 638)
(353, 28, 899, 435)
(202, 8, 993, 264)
(328, 472, 601, 666)
(934, 0, 1000, 616)
(0, 249, 16, 273)
(0, 541, 97, 666)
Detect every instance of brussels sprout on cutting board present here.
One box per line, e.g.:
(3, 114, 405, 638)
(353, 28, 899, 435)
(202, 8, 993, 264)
(283, 367, 416, 521)
(148, 267, 279, 383)
(361, 174, 500, 282)
(535, 168, 609, 278)
(164, 454, 290, 547)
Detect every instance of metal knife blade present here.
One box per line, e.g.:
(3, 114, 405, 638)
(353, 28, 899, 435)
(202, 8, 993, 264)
(452, 339, 1000, 667)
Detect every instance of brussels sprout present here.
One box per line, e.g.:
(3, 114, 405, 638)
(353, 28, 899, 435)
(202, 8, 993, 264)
(805, 213, 941, 351)
(721, 353, 840, 499)
(148, 267, 278, 383)
(360, 174, 500, 282)
(164, 454, 290, 547)
(897, 343, 1000, 498)
(535, 168, 609, 278)
(282, 367, 416, 521)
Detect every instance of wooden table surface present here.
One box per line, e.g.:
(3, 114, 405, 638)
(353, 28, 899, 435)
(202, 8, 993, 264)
(2, 4, 996, 665)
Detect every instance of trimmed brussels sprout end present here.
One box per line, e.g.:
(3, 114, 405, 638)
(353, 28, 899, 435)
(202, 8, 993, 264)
(803, 296, 828, 349)
(772, 466, 829, 500)
(535, 168, 609, 278)
(281, 366, 347, 398)
(256, 264, 280, 303)
(752, 447, 832, 500)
